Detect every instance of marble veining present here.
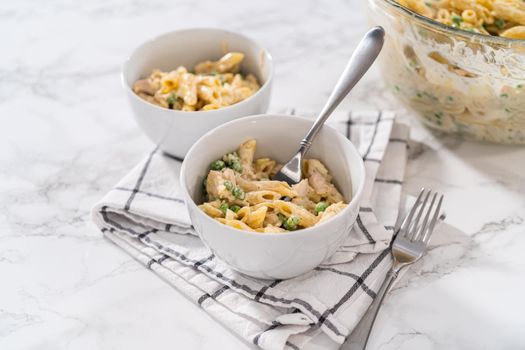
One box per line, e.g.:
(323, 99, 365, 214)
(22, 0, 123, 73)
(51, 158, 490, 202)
(1, 0, 524, 349)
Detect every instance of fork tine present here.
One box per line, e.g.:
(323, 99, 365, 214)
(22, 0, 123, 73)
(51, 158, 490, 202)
(397, 188, 425, 237)
(422, 194, 443, 244)
(413, 191, 437, 242)
(407, 189, 431, 241)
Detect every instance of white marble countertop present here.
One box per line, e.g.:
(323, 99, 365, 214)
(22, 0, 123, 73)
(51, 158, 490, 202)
(2, 0, 524, 349)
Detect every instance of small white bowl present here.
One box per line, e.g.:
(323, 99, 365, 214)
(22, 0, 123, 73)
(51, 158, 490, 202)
(180, 115, 366, 279)
(122, 28, 273, 158)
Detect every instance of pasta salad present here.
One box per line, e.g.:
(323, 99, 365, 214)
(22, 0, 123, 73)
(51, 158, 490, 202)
(397, 0, 525, 38)
(199, 140, 348, 233)
(133, 52, 260, 111)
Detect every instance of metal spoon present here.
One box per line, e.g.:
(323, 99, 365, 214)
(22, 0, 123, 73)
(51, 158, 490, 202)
(272, 26, 385, 185)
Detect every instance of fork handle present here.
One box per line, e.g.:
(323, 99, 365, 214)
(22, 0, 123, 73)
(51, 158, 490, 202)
(341, 269, 398, 350)
(298, 26, 385, 156)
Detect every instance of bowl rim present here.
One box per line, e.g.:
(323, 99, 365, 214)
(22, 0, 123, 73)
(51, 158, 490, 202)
(121, 27, 274, 117)
(180, 114, 367, 238)
(374, 0, 525, 44)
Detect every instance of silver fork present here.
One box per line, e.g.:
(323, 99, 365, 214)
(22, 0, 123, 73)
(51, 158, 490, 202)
(342, 188, 444, 350)
(272, 26, 385, 185)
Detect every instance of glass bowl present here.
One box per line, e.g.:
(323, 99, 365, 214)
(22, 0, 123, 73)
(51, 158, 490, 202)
(368, 0, 525, 144)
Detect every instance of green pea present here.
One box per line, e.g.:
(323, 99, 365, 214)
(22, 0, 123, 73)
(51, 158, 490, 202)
(166, 93, 177, 109)
(223, 152, 243, 172)
(223, 180, 233, 191)
(283, 216, 300, 231)
(210, 159, 226, 170)
(232, 187, 245, 200)
(223, 152, 239, 163)
(230, 159, 243, 172)
(230, 205, 241, 213)
(315, 202, 329, 214)
(451, 15, 462, 26)
(219, 202, 229, 214)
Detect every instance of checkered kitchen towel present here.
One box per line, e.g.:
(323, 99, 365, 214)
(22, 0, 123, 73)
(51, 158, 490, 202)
(92, 109, 409, 350)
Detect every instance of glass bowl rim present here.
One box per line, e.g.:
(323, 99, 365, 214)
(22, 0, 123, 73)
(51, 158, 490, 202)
(373, 0, 525, 44)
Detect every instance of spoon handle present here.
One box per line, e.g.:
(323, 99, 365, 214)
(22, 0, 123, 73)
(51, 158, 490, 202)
(299, 26, 385, 153)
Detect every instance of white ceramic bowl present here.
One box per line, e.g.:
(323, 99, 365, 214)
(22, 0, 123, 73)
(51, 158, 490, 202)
(122, 28, 273, 158)
(180, 115, 366, 279)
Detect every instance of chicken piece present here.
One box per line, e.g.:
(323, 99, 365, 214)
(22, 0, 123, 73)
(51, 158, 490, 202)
(308, 171, 333, 197)
(263, 208, 282, 227)
(294, 179, 322, 198)
(206, 168, 237, 201)
(291, 179, 310, 197)
(303, 159, 344, 203)
(308, 172, 345, 203)
(133, 78, 157, 95)
(291, 179, 320, 210)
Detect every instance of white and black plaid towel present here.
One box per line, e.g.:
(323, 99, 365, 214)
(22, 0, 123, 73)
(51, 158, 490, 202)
(92, 110, 409, 350)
